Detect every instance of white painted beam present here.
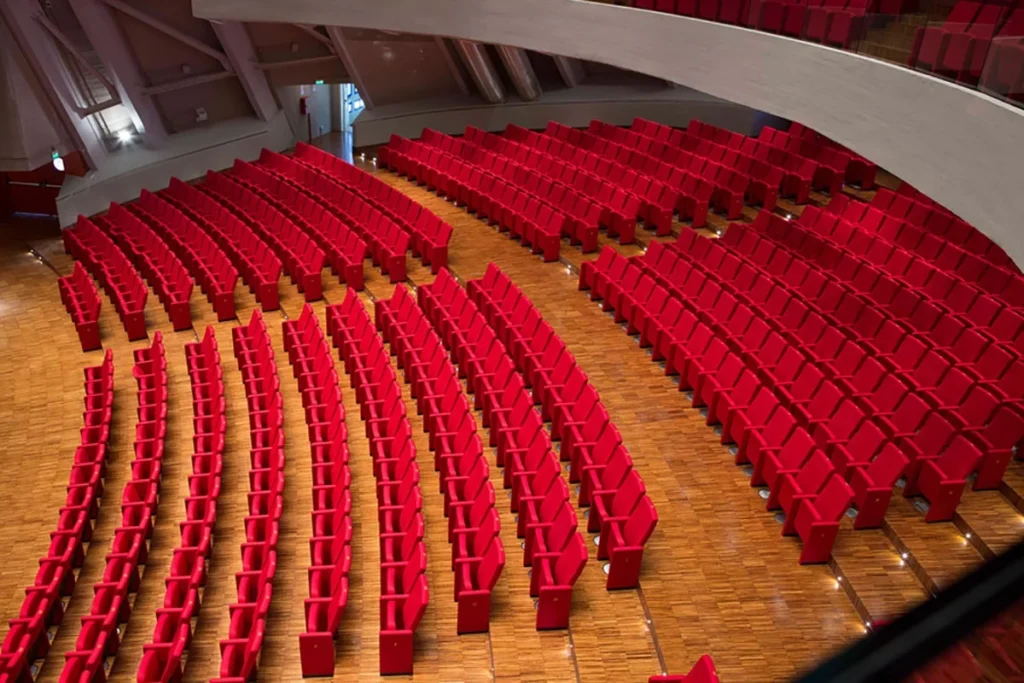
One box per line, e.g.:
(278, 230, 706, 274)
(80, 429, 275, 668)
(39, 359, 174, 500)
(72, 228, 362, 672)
(68, 0, 168, 144)
(0, 0, 106, 168)
(325, 26, 374, 109)
(210, 21, 279, 121)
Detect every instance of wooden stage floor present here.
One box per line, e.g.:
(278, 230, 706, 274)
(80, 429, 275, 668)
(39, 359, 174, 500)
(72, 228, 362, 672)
(0, 154, 1021, 683)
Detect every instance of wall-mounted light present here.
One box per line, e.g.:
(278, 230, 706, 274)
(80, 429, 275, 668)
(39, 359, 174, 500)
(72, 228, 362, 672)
(117, 130, 134, 145)
(51, 149, 64, 172)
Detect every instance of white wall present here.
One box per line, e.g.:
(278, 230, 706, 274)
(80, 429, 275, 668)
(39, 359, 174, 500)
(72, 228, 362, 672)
(57, 111, 296, 225)
(193, 0, 1024, 268)
(277, 83, 333, 143)
(352, 84, 758, 146)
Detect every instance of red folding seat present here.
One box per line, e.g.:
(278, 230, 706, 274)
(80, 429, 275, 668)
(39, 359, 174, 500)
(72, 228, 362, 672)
(774, 450, 835, 517)
(649, 655, 720, 682)
(910, 1, 983, 72)
(915, 436, 983, 522)
(753, 428, 819, 509)
(784, 473, 854, 564)
(963, 404, 1024, 490)
(810, 399, 866, 455)
(848, 443, 909, 529)
(804, 0, 847, 43)
(724, 388, 781, 454)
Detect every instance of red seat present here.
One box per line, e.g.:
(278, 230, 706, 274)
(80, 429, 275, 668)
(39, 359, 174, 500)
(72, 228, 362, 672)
(916, 436, 984, 522)
(784, 474, 854, 564)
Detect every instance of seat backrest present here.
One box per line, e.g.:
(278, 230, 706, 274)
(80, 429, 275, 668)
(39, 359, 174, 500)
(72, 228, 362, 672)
(937, 436, 984, 480)
(796, 450, 835, 494)
(554, 533, 589, 587)
(814, 474, 854, 522)
(866, 443, 910, 487)
(402, 574, 430, 630)
(624, 496, 659, 547)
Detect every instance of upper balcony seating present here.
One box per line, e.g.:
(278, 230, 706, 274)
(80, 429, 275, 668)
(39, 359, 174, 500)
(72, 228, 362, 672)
(135, 190, 238, 321)
(375, 286, 505, 633)
(137, 327, 223, 683)
(58, 261, 102, 351)
(162, 177, 282, 312)
(203, 171, 325, 301)
(464, 264, 659, 590)
(229, 157, 367, 291)
(281, 306, 352, 676)
(0, 350, 113, 683)
(412, 274, 589, 627)
(98, 203, 194, 331)
(218, 310, 283, 683)
(804, 0, 875, 47)
(255, 149, 410, 283)
(649, 654, 720, 682)
(909, 0, 1007, 80)
(57, 334, 166, 683)
(980, 8, 1024, 98)
(293, 142, 453, 273)
(323, 292, 428, 674)
(63, 216, 148, 340)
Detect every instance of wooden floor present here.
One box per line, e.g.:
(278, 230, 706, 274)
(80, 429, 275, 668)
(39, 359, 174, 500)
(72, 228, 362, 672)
(0, 142, 1022, 682)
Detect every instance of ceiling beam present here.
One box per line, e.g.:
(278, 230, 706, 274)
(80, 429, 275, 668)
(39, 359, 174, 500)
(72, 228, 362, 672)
(325, 26, 373, 109)
(434, 37, 470, 96)
(553, 55, 585, 88)
(0, 0, 106, 168)
(141, 70, 234, 96)
(103, 0, 231, 69)
(66, 0, 168, 144)
(210, 21, 278, 121)
(255, 54, 338, 70)
(292, 24, 336, 52)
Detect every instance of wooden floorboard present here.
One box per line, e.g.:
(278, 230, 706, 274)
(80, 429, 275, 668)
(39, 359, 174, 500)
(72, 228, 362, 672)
(0, 147, 1019, 682)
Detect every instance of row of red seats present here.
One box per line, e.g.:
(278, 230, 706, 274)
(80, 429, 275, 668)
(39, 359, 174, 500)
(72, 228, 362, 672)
(58, 335, 167, 682)
(396, 129, 579, 259)
(58, 261, 102, 351)
(766, 206, 1024, 355)
(755, 125, 848, 196)
(739, 215, 1024, 493)
(591, 119, 783, 214)
(503, 123, 711, 233)
(470, 125, 665, 241)
(63, 217, 148, 340)
(231, 158, 367, 291)
(581, 242, 863, 562)
(98, 204, 194, 331)
(256, 150, 410, 283)
(382, 132, 573, 260)
(162, 178, 282, 312)
(376, 286, 505, 633)
(220, 310, 283, 682)
(911, 1, 1024, 85)
(136, 190, 238, 321)
(716, 223, 1021, 521)
(865, 187, 1017, 273)
(294, 142, 453, 273)
(465, 264, 659, 590)
(470, 126, 648, 245)
(324, 291, 428, 675)
(281, 306, 351, 677)
(0, 351, 113, 683)
(415, 270, 589, 629)
(137, 327, 224, 682)
(649, 655, 720, 682)
(786, 122, 878, 189)
(203, 171, 325, 301)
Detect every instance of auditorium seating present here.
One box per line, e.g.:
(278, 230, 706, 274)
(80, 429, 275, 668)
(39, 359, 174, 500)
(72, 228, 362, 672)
(57, 334, 166, 683)
(231, 158, 367, 291)
(255, 149, 411, 283)
(909, 0, 1008, 80)
(137, 327, 223, 683)
(324, 291, 428, 674)
(58, 261, 102, 351)
(465, 264, 658, 589)
(294, 142, 453, 273)
(281, 306, 352, 676)
(788, 122, 878, 189)
(0, 350, 112, 683)
(203, 170, 326, 300)
(63, 216, 148, 340)
(414, 271, 590, 626)
(136, 190, 238, 321)
(649, 654, 720, 682)
(375, 285, 505, 633)
(98, 203, 195, 331)
(979, 9, 1024, 99)
(163, 177, 283, 311)
(220, 310, 283, 682)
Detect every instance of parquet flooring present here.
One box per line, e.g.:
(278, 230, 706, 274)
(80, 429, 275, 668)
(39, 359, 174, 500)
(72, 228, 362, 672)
(0, 145, 1020, 683)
